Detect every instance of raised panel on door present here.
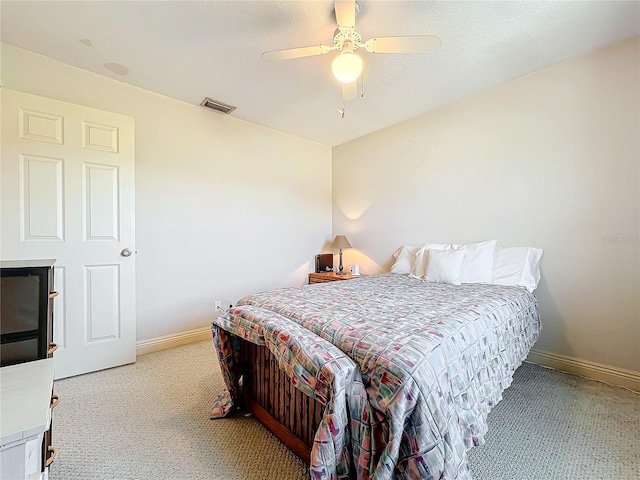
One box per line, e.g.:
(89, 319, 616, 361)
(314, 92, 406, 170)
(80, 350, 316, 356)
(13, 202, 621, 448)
(52, 266, 66, 349)
(82, 121, 119, 153)
(83, 163, 119, 241)
(84, 264, 120, 342)
(19, 154, 64, 241)
(19, 108, 64, 145)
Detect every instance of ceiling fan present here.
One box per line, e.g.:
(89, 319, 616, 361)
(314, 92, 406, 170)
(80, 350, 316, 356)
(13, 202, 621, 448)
(261, 0, 441, 114)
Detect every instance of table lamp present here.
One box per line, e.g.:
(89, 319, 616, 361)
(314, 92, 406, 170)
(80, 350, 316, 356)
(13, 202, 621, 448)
(331, 234, 352, 275)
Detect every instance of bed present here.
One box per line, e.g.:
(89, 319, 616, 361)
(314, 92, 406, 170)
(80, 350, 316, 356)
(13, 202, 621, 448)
(210, 273, 541, 479)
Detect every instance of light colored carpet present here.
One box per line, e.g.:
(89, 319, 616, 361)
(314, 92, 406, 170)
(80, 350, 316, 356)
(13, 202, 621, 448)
(49, 341, 639, 480)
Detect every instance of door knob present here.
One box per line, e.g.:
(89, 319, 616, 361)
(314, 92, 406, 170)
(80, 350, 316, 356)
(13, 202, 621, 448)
(121, 248, 133, 257)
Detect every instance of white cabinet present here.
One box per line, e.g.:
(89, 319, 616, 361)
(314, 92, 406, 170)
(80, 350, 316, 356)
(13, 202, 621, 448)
(0, 358, 56, 479)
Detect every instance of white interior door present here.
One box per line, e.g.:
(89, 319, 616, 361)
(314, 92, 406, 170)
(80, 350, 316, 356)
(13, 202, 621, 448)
(1, 89, 136, 379)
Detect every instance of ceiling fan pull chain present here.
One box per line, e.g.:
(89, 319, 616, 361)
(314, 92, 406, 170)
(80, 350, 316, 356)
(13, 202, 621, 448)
(338, 84, 346, 118)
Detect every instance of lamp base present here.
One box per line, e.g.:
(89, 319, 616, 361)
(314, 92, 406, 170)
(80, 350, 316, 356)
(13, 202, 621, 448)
(337, 250, 346, 275)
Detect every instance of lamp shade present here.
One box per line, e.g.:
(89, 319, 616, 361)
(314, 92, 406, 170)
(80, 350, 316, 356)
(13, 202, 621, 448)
(331, 234, 352, 249)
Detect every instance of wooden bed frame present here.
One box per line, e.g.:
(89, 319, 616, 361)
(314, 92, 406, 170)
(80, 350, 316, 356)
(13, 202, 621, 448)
(239, 338, 324, 463)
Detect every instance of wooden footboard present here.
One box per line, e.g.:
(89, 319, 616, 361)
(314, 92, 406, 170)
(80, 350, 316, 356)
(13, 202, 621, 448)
(239, 339, 324, 463)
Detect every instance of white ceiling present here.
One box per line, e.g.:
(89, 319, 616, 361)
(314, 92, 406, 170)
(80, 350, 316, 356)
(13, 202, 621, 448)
(2, 1, 639, 146)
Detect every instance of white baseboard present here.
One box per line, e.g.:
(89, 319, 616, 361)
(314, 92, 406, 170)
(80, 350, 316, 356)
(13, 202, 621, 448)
(136, 326, 212, 356)
(527, 349, 640, 392)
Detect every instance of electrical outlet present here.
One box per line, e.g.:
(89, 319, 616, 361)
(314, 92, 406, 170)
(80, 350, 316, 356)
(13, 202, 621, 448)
(226, 299, 235, 309)
(214, 300, 222, 312)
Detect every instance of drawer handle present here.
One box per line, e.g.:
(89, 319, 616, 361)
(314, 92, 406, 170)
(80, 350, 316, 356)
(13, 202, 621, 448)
(50, 394, 60, 409)
(48, 343, 58, 355)
(45, 446, 57, 467)
(49, 291, 59, 299)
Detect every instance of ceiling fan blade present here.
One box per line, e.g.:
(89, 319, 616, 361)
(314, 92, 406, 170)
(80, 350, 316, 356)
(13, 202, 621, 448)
(364, 35, 442, 54)
(341, 81, 358, 102)
(261, 44, 334, 61)
(334, 0, 356, 31)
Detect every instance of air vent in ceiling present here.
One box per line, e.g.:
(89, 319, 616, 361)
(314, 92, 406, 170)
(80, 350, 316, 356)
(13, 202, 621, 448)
(200, 97, 236, 114)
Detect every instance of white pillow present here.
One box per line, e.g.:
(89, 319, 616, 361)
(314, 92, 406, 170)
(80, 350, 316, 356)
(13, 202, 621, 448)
(493, 247, 543, 292)
(410, 243, 452, 279)
(424, 247, 467, 285)
(460, 239, 497, 284)
(390, 245, 421, 274)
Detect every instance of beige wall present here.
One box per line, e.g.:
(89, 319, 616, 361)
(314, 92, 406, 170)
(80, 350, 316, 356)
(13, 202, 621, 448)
(333, 37, 640, 373)
(1, 44, 332, 341)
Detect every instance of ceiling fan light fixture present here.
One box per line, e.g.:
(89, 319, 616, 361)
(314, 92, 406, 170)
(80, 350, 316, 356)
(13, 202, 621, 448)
(331, 50, 363, 84)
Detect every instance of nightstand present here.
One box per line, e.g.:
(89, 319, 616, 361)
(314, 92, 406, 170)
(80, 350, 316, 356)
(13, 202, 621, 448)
(308, 272, 362, 284)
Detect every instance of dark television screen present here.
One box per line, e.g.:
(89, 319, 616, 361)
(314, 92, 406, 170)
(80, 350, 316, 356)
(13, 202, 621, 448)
(1, 275, 40, 334)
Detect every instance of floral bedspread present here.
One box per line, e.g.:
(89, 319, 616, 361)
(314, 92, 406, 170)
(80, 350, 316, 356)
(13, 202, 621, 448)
(210, 274, 541, 480)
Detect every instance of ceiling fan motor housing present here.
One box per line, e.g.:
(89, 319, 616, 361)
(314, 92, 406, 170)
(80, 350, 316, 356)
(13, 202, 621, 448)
(333, 29, 362, 51)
